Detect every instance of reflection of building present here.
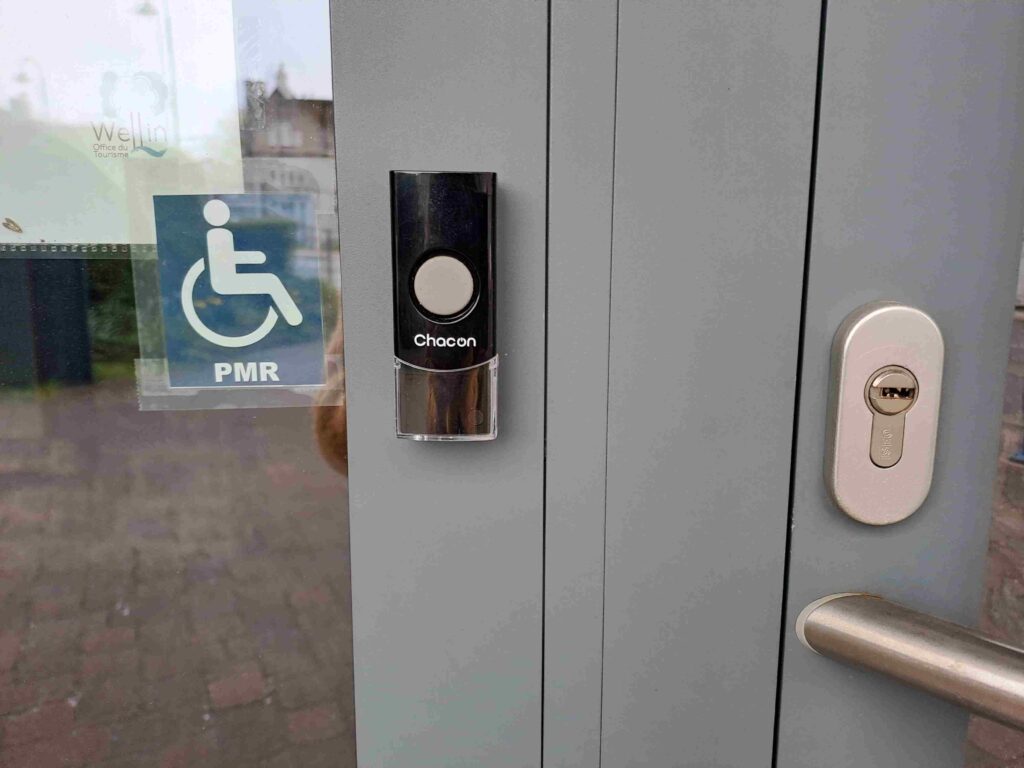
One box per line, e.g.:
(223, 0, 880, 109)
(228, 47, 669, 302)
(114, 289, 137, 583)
(226, 193, 318, 249)
(241, 65, 333, 158)
(240, 65, 338, 284)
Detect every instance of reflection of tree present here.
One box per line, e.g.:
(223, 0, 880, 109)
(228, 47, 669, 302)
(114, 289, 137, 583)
(87, 261, 140, 367)
(202, 113, 249, 167)
(245, 81, 266, 130)
(13, 57, 49, 119)
(135, 0, 179, 145)
(100, 72, 118, 118)
(100, 70, 169, 119)
(0, 118, 124, 243)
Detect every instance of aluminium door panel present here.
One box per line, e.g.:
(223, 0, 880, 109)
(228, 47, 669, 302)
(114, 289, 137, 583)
(599, 3, 820, 766)
(331, 3, 548, 766)
(775, 3, 1024, 767)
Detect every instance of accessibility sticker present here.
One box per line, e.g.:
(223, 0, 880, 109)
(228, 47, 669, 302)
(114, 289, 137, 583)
(153, 193, 325, 388)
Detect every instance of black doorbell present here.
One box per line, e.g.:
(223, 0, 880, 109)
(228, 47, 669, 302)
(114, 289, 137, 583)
(390, 171, 497, 440)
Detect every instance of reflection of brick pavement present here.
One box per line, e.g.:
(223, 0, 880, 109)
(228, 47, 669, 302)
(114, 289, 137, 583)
(18, 332, 1024, 768)
(967, 313, 1024, 768)
(0, 381, 354, 767)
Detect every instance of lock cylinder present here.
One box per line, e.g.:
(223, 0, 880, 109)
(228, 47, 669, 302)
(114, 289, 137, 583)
(865, 365, 918, 468)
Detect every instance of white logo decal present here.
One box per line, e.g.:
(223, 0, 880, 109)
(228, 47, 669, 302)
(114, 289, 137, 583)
(414, 333, 477, 348)
(181, 199, 303, 348)
(214, 361, 281, 383)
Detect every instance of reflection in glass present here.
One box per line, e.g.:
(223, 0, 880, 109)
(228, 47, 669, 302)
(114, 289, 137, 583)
(966, 257, 1024, 766)
(0, 0, 352, 764)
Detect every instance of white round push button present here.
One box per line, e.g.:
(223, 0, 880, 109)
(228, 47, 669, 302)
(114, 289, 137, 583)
(412, 255, 475, 317)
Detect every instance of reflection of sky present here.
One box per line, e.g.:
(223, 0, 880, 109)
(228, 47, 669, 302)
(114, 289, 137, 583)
(232, 0, 332, 99)
(0, 0, 332, 121)
(0, 0, 332, 245)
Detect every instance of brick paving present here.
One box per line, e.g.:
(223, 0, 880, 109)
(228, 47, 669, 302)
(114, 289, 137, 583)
(6, 323, 1024, 767)
(0, 380, 354, 766)
(967, 311, 1024, 767)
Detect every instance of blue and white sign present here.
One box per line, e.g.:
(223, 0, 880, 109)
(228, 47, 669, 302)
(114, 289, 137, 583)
(153, 193, 325, 388)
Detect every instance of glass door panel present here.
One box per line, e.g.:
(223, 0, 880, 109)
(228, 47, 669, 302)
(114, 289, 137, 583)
(0, 2, 354, 765)
(966, 257, 1024, 766)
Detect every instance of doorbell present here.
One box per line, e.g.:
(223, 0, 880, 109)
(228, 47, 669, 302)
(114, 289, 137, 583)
(390, 171, 497, 441)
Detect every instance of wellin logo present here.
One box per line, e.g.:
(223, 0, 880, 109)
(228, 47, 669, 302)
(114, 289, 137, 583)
(91, 71, 169, 159)
(91, 113, 168, 158)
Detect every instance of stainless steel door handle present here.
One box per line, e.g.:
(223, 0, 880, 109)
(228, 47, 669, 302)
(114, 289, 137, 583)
(796, 593, 1024, 731)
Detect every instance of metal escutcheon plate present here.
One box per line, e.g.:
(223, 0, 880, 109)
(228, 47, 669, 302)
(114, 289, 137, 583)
(824, 302, 944, 525)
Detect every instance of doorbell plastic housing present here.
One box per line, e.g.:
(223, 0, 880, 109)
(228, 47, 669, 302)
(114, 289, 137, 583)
(825, 301, 944, 525)
(390, 171, 497, 440)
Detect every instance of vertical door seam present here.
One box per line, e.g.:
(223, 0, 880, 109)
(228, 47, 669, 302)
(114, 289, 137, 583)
(597, 2, 622, 766)
(770, 3, 829, 767)
(542, 1, 552, 765)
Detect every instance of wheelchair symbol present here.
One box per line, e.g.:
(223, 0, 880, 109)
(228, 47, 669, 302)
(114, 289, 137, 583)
(181, 199, 303, 349)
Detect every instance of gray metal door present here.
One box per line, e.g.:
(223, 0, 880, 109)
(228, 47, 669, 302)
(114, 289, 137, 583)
(335, 2, 819, 765)
(546, 2, 1024, 767)
(334, 2, 1024, 766)
(776, 3, 1024, 767)
(584, 3, 820, 767)
(333, 3, 547, 767)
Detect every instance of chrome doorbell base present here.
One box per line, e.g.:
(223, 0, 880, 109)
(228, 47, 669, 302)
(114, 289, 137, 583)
(395, 358, 498, 441)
